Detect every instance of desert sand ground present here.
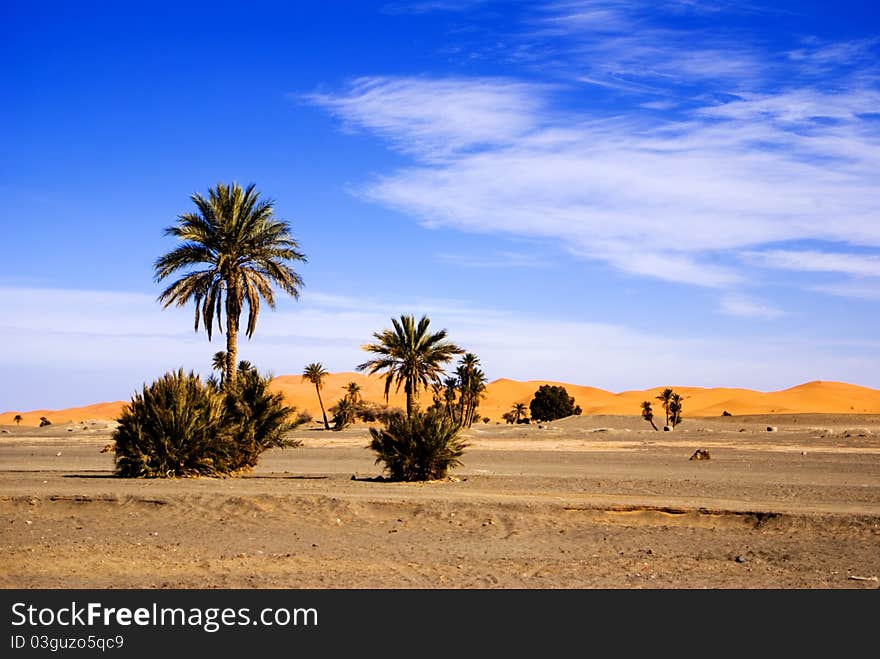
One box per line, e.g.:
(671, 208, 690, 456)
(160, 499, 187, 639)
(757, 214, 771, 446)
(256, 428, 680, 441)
(1, 413, 879, 589)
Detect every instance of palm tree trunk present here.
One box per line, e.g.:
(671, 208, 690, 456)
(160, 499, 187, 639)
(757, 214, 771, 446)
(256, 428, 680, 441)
(405, 380, 413, 418)
(315, 385, 329, 430)
(225, 298, 238, 390)
(650, 419, 658, 431)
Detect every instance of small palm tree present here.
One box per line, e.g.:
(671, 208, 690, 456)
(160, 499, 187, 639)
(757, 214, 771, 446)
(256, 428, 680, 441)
(369, 409, 467, 481)
(211, 351, 227, 384)
(155, 182, 306, 389)
(357, 314, 463, 418)
(344, 381, 362, 404)
(512, 402, 528, 424)
(303, 362, 330, 430)
(641, 401, 658, 431)
(656, 387, 674, 427)
(13, 414, 22, 425)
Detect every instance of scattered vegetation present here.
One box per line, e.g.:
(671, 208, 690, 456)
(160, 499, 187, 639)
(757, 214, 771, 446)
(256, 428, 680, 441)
(39, 417, 51, 427)
(641, 401, 658, 431)
(368, 409, 467, 481)
(529, 385, 581, 422)
(113, 366, 300, 478)
(155, 182, 306, 389)
(656, 388, 674, 427)
(431, 353, 488, 428)
(302, 362, 330, 430)
(358, 314, 463, 418)
(654, 388, 684, 429)
(13, 414, 22, 425)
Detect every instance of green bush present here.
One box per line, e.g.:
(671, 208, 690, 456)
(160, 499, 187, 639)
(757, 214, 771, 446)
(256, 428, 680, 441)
(221, 363, 302, 468)
(529, 385, 581, 422)
(368, 409, 467, 481)
(39, 417, 51, 427)
(114, 367, 300, 478)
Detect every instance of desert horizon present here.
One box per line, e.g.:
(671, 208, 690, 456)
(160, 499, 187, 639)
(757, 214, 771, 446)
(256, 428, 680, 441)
(4, 373, 880, 427)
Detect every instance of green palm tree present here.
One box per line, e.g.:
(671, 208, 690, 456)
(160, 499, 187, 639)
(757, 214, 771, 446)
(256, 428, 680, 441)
(641, 401, 658, 431)
(211, 350, 227, 385)
(155, 182, 306, 389)
(303, 362, 330, 430)
(344, 381, 362, 404)
(669, 393, 684, 428)
(358, 314, 463, 418)
(13, 414, 22, 425)
(456, 353, 480, 425)
(656, 387, 674, 427)
(512, 402, 527, 424)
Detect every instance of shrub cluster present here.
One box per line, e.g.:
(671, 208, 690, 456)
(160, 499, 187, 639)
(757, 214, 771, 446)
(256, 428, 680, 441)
(529, 385, 582, 422)
(113, 366, 300, 478)
(368, 409, 467, 481)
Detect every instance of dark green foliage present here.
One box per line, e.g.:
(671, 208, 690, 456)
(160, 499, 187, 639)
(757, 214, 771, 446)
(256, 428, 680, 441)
(368, 409, 467, 481)
(13, 414, 22, 425)
(114, 367, 300, 478)
(358, 314, 463, 418)
(155, 182, 306, 388)
(641, 401, 658, 431)
(39, 417, 51, 427)
(330, 397, 357, 431)
(529, 385, 579, 422)
(221, 363, 301, 468)
(668, 393, 684, 428)
(656, 387, 674, 426)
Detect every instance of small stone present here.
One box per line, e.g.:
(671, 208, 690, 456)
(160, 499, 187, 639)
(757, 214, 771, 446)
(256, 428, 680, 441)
(734, 555, 747, 563)
(766, 426, 778, 432)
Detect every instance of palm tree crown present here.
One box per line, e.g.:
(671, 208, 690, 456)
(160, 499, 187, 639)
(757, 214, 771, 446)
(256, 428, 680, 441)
(303, 362, 330, 430)
(357, 314, 463, 418)
(155, 182, 306, 388)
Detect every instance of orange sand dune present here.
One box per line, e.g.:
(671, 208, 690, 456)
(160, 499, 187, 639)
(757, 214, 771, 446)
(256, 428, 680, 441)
(3, 376, 880, 426)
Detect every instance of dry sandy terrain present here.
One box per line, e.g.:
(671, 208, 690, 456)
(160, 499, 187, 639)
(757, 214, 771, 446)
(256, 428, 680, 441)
(1, 413, 879, 589)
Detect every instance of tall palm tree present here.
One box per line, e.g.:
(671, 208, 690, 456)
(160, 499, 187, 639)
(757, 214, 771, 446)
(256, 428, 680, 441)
(656, 387, 674, 427)
(358, 314, 463, 418)
(456, 353, 480, 425)
(462, 367, 487, 427)
(13, 414, 22, 425)
(641, 401, 658, 431)
(303, 363, 330, 430)
(669, 393, 684, 428)
(512, 402, 527, 424)
(442, 377, 458, 423)
(155, 182, 306, 389)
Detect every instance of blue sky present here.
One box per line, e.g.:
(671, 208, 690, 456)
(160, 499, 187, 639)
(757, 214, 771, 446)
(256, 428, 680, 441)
(2, 0, 879, 409)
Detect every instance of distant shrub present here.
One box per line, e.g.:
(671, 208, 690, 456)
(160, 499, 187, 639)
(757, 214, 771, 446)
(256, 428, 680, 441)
(114, 367, 300, 478)
(369, 409, 467, 481)
(39, 417, 51, 427)
(529, 385, 580, 422)
(482, 417, 490, 424)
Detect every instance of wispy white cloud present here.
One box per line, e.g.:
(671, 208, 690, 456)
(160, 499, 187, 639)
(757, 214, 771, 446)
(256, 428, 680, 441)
(434, 251, 551, 269)
(313, 74, 878, 287)
(306, 77, 548, 159)
(718, 294, 784, 320)
(743, 250, 880, 278)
